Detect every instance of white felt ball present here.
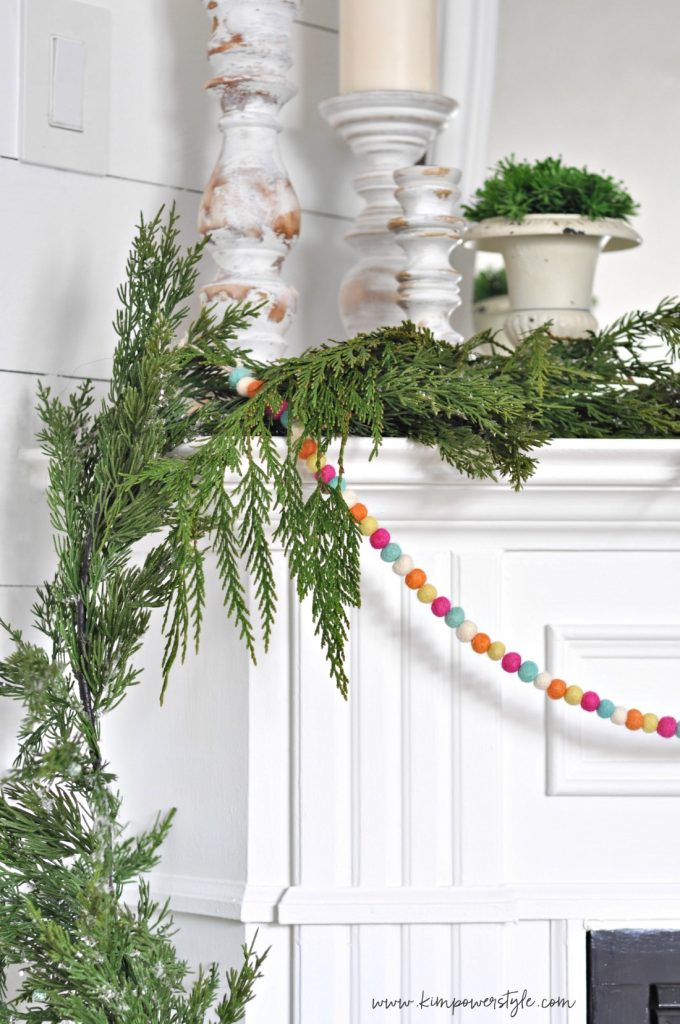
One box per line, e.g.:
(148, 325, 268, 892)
(392, 554, 414, 576)
(289, 421, 304, 442)
(533, 672, 551, 691)
(236, 377, 256, 396)
(456, 620, 478, 642)
(342, 489, 360, 506)
(611, 705, 628, 725)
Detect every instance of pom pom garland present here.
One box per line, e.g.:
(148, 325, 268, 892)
(359, 516, 379, 537)
(501, 652, 522, 673)
(405, 569, 427, 590)
(227, 376, 680, 741)
(534, 672, 552, 691)
(487, 641, 506, 661)
(581, 691, 600, 712)
(370, 528, 391, 550)
(456, 620, 478, 643)
(381, 543, 402, 562)
(597, 699, 616, 719)
(236, 376, 257, 396)
(471, 632, 491, 654)
(658, 716, 677, 739)
(431, 596, 451, 617)
(445, 607, 465, 628)
(393, 554, 414, 577)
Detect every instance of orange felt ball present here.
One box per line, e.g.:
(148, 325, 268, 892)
(298, 439, 317, 460)
(471, 633, 491, 654)
(405, 569, 426, 590)
(246, 379, 264, 397)
(626, 708, 644, 731)
(547, 679, 567, 700)
(350, 503, 368, 521)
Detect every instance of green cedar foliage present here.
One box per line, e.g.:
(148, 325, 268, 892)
(2, 209, 680, 1018)
(463, 156, 639, 222)
(0, 209, 266, 1022)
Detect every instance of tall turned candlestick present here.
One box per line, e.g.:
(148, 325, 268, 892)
(198, 0, 301, 362)
(389, 166, 465, 345)
(319, 90, 457, 336)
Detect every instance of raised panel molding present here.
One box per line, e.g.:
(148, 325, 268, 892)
(546, 624, 680, 796)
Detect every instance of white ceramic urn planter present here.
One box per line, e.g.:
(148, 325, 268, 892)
(465, 214, 641, 345)
(472, 293, 511, 339)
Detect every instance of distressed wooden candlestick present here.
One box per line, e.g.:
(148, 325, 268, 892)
(319, 90, 457, 336)
(389, 166, 465, 345)
(198, 0, 301, 362)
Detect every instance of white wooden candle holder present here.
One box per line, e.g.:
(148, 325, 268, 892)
(319, 90, 457, 336)
(198, 0, 301, 362)
(389, 166, 465, 344)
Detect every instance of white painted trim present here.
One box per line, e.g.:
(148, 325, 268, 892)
(565, 920, 588, 1024)
(436, 0, 500, 199)
(134, 876, 680, 925)
(547, 624, 680, 797)
(123, 875, 286, 923)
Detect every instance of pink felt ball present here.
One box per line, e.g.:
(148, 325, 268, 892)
(431, 596, 451, 618)
(369, 528, 391, 550)
(581, 691, 600, 712)
(319, 464, 336, 483)
(501, 652, 522, 673)
(657, 716, 677, 739)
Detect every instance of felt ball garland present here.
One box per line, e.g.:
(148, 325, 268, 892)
(229, 370, 680, 742)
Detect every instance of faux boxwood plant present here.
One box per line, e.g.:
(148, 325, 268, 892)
(463, 156, 639, 224)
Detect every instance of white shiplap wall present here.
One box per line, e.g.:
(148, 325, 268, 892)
(0, 0, 352, 1003)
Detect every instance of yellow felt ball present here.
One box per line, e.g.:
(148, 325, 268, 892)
(417, 583, 438, 604)
(359, 516, 379, 536)
(564, 685, 584, 706)
(487, 641, 506, 661)
(642, 713, 659, 733)
(305, 452, 326, 472)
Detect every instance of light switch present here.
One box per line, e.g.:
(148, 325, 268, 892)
(21, 0, 110, 174)
(50, 35, 85, 131)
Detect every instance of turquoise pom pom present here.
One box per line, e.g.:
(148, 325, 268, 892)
(676, 721, 680, 738)
(380, 543, 401, 563)
(229, 367, 251, 387)
(328, 476, 348, 491)
(280, 410, 289, 428)
(445, 606, 465, 628)
(597, 699, 616, 718)
(518, 660, 539, 683)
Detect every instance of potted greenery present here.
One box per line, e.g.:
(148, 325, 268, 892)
(472, 265, 510, 340)
(463, 156, 641, 343)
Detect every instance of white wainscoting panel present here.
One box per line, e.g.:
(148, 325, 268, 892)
(546, 624, 680, 796)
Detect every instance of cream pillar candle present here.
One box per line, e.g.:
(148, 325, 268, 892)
(340, 0, 439, 93)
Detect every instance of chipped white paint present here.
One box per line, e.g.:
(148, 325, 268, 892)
(198, 0, 301, 361)
(389, 165, 465, 345)
(465, 214, 641, 345)
(319, 90, 457, 336)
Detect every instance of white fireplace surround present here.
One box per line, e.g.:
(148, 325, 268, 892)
(106, 438, 680, 1024)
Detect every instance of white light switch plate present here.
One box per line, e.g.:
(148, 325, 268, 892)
(21, 0, 110, 175)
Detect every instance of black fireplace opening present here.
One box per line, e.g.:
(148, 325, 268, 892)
(588, 929, 680, 1022)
